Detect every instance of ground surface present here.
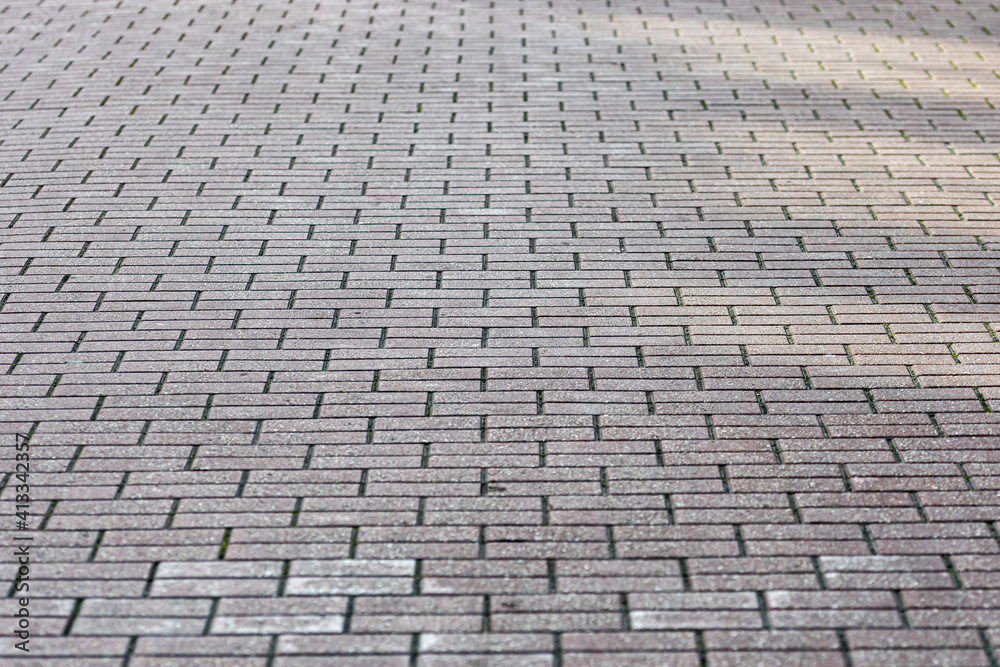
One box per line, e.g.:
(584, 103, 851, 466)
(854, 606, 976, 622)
(1, 0, 1000, 664)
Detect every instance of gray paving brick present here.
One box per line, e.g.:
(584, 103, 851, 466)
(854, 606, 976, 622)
(3, 0, 1000, 661)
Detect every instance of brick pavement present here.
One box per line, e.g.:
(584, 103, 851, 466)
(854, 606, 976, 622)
(1, 0, 1000, 663)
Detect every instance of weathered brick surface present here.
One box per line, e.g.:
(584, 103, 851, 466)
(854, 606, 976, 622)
(1, 0, 1000, 662)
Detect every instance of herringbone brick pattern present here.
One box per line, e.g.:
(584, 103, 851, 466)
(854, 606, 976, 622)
(1, 0, 1000, 663)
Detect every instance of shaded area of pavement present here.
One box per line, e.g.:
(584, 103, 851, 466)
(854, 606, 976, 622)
(2, 0, 1000, 663)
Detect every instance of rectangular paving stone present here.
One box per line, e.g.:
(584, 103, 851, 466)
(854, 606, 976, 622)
(3, 0, 1000, 662)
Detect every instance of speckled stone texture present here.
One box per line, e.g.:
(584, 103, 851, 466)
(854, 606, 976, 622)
(1, 0, 1000, 664)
